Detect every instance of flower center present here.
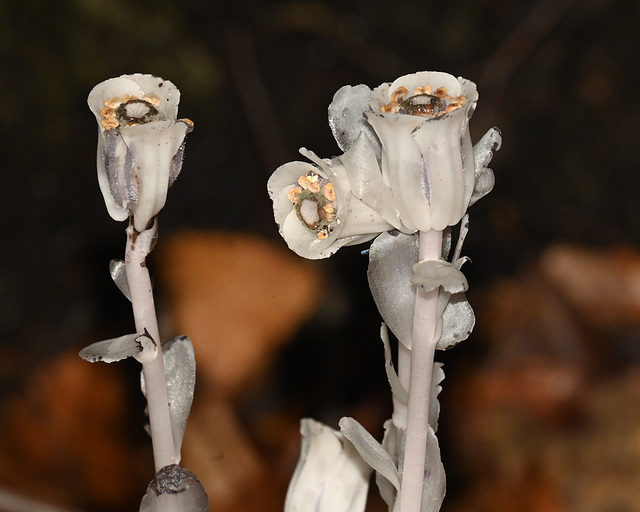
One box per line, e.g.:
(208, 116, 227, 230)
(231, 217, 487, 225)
(100, 94, 161, 130)
(288, 171, 337, 240)
(382, 85, 466, 117)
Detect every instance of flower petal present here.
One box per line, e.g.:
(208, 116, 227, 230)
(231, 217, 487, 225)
(88, 74, 180, 126)
(411, 114, 468, 231)
(388, 71, 462, 101)
(96, 131, 130, 223)
(285, 419, 371, 512)
(119, 120, 192, 231)
(366, 112, 433, 231)
(88, 76, 146, 126)
(328, 84, 380, 156)
(340, 133, 405, 231)
(122, 74, 181, 119)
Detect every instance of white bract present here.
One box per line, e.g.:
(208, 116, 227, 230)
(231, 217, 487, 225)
(88, 74, 193, 232)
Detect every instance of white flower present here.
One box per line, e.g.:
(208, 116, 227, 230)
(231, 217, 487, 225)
(365, 71, 478, 232)
(88, 74, 193, 232)
(268, 136, 395, 259)
(285, 419, 372, 512)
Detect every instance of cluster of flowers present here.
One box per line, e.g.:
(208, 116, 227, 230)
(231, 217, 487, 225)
(269, 71, 501, 512)
(268, 70, 500, 259)
(81, 70, 501, 512)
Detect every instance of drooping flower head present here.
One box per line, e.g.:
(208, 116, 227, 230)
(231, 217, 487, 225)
(88, 74, 193, 232)
(268, 137, 396, 259)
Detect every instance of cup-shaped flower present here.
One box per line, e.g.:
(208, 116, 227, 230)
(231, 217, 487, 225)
(365, 71, 478, 232)
(88, 74, 193, 232)
(268, 139, 395, 259)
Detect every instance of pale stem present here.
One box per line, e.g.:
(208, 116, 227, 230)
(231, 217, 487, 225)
(397, 229, 443, 512)
(125, 219, 176, 472)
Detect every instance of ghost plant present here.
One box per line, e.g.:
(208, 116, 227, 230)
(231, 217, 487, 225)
(81, 74, 208, 511)
(269, 71, 501, 512)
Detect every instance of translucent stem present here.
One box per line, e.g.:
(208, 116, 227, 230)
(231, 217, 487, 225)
(397, 229, 442, 512)
(125, 219, 176, 471)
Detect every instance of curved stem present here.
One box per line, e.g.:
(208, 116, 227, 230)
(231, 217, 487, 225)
(397, 229, 442, 512)
(125, 219, 176, 471)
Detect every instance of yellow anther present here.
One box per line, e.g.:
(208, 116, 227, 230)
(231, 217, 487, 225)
(100, 107, 117, 118)
(101, 117, 120, 130)
(317, 229, 330, 240)
(414, 85, 432, 95)
(104, 97, 123, 109)
(391, 86, 409, 102)
(288, 187, 302, 203)
(142, 94, 161, 107)
(306, 180, 320, 193)
(323, 183, 336, 202)
(433, 87, 449, 99)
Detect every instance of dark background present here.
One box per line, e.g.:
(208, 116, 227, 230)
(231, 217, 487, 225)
(1, 0, 639, 510)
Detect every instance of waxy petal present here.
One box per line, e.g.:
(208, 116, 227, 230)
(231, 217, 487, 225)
(88, 74, 180, 126)
(328, 84, 380, 156)
(285, 419, 371, 512)
(119, 120, 192, 231)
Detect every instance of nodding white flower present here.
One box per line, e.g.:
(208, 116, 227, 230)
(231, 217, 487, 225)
(364, 71, 478, 232)
(268, 136, 395, 259)
(88, 74, 193, 232)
